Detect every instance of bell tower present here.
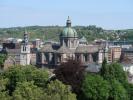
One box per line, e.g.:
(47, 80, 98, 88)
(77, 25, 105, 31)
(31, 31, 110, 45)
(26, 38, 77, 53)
(20, 30, 31, 65)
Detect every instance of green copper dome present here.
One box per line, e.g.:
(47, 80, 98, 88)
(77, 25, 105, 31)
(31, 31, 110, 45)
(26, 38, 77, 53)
(79, 36, 87, 43)
(62, 27, 78, 37)
(61, 16, 78, 37)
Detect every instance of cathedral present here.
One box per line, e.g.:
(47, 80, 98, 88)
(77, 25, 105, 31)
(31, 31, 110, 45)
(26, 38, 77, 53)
(37, 17, 100, 67)
(0, 17, 123, 71)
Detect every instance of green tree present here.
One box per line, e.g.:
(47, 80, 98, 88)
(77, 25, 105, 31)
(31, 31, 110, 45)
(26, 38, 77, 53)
(100, 63, 128, 85)
(128, 84, 133, 100)
(109, 79, 129, 100)
(0, 54, 7, 69)
(0, 65, 77, 100)
(3, 65, 49, 94)
(0, 92, 11, 100)
(0, 78, 9, 91)
(29, 67, 49, 88)
(82, 74, 110, 100)
(100, 61, 133, 100)
(100, 58, 107, 76)
(12, 80, 77, 100)
(12, 81, 45, 100)
(45, 80, 77, 100)
(0, 78, 11, 100)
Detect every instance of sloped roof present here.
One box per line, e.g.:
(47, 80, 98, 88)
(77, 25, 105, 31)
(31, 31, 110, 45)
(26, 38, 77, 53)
(40, 43, 55, 52)
(7, 49, 21, 54)
(56, 46, 72, 54)
(86, 63, 100, 73)
(75, 45, 99, 53)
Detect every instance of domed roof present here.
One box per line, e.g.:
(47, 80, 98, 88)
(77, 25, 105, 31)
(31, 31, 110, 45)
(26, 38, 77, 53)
(61, 16, 78, 37)
(61, 27, 78, 37)
(79, 36, 87, 43)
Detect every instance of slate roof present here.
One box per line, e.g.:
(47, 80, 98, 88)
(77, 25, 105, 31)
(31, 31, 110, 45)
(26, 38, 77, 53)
(40, 43, 55, 53)
(122, 48, 133, 52)
(85, 63, 101, 73)
(75, 45, 99, 53)
(7, 49, 21, 54)
(56, 46, 72, 54)
(40, 43, 100, 54)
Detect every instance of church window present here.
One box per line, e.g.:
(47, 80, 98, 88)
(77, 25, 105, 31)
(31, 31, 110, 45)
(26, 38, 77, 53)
(45, 53, 49, 62)
(71, 41, 73, 47)
(25, 46, 26, 51)
(23, 46, 25, 51)
(84, 54, 88, 62)
(76, 55, 80, 61)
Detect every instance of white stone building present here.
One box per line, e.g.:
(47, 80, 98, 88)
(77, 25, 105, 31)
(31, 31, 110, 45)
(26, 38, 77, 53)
(20, 31, 31, 65)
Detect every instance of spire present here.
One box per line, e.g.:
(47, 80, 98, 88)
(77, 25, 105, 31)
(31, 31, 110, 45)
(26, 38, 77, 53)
(66, 16, 71, 27)
(23, 29, 29, 44)
(67, 16, 70, 20)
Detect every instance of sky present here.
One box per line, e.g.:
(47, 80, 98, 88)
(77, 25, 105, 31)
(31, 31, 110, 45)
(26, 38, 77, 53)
(0, 0, 133, 29)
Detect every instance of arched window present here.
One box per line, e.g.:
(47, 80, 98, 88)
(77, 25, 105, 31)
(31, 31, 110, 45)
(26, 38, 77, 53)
(71, 40, 74, 48)
(76, 55, 80, 61)
(84, 54, 88, 62)
(25, 46, 26, 51)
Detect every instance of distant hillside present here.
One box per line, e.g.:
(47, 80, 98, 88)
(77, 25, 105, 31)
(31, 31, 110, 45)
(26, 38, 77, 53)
(120, 29, 133, 41)
(0, 26, 63, 41)
(0, 25, 133, 42)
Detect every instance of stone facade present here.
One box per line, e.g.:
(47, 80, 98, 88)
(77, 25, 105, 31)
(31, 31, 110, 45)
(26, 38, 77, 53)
(4, 56, 16, 70)
(20, 31, 31, 65)
(37, 17, 100, 67)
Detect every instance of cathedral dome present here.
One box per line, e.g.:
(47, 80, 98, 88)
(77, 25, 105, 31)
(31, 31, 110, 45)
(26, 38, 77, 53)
(62, 27, 78, 37)
(61, 16, 78, 38)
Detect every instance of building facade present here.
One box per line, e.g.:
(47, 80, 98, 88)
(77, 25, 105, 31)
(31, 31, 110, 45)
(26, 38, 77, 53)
(108, 46, 121, 62)
(37, 17, 100, 67)
(20, 31, 31, 65)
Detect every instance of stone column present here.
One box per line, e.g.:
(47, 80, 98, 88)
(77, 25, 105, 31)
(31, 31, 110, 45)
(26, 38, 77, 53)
(54, 53, 57, 65)
(49, 53, 52, 64)
(72, 54, 75, 60)
(87, 53, 89, 62)
(41, 53, 44, 64)
(81, 54, 84, 62)
(61, 54, 63, 62)
(68, 39, 70, 47)
(89, 54, 93, 63)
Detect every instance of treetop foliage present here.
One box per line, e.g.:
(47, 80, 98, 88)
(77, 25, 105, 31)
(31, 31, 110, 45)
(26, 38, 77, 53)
(0, 65, 77, 100)
(82, 74, 110, 100)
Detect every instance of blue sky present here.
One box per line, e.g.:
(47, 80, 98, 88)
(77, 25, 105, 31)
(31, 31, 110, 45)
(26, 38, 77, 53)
(0, 0, 133, 29)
